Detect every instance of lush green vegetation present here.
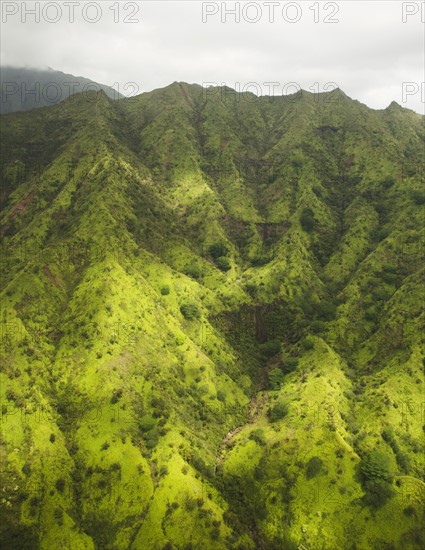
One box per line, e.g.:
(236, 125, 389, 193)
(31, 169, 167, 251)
(0, 82, 424, 549)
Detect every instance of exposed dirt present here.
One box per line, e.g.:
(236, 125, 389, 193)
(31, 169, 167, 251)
(215, 389, 269, 472)
(42, 266, 63, 289)
(9, 191, 34, 219)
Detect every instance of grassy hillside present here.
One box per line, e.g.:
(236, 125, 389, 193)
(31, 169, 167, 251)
(0, 83, 424, 549)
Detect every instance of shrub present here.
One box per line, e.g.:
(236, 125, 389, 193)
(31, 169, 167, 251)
(159, 465, 169, 477)
(145, 430, 159, 449)
(111, 389, 123, 404)
(211, 527, 220, 540)
(360, 451, 395, 508)
(365, 308, 378, 322)
(217, 390, 226, 402)
(372, 287, 391, 302)
(190, 452, 214, 479)
(259, 340, 281, 358)
(184, 496, 197, 512)
(183, 263, 202, 279)
(306, 456, 323, 479)
(268, 368, 285, 390)
(362, 479, 394, 508)
(312, 185, 323, 197)
(208, 242, 229, 259)
(271, 536, 298, 549)
(317, 300, 337, 321)
(139, 415, 156, 433)
(251, 254, 270, 266)
(395, 451, 410, 472)
(291, 156, 303, 169)
(300, 207, 315, 232)
(361, 451, 393, 483)
(281, 357, 299, 374)
(382, 263, 397, 274)
(245, 283, 257, 296)
(160, 285, 170, 295)
(382, 176, 395, 189)
(53, 507, 64, 524)
(55, 478, 66, 493)
(310, 320, 326, 333)
(180, 302, 201, 320)
(268, 402, 288, 423)
(382, 426, 395, 444)
(302, 337, 314, 351)
(374, 201, 386, 215)
(249, 429, 266, 446)
(412, 190, 425, 205)
(215, 256, 231, 272)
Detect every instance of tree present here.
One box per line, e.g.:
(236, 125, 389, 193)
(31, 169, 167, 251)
(249, 429, 266, 445)
(412, 190, 425, 205)
(268, 368, 285, 390)
(209, 242, 229, 259)
(268, 402, 288, 422)
(139, 415, 156, 433)
(245, 283, 257, 297)
(183, 262, 202, 279)
(306, 456, 323, 479)
(180, 302, 201, 320)
(317, 300, 337, 321)
(217, 390, 226, 402)
(361, 451, 393, 483)
(300, 207, 316, 232)
(360, 451, 394, 508)
(382, 175, 395, 189)
(281, 357, 299, 374)
(215, 256, 231, 272)
(362, 479, 394, 508)
(260, 340, 281, 358)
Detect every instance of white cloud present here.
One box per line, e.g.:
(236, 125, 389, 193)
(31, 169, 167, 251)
(1, 0, 423, 113)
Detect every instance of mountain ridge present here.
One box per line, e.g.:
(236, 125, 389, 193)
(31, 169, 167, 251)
(0, 66, 124, 114)
(0, 82, 424, 549)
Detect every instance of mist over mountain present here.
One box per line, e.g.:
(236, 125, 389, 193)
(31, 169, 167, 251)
(0, 66, 123, 114)
(0, 82, 424, 549)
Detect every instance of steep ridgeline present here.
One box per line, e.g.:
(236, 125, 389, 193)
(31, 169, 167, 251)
(0, 83, 424, 549)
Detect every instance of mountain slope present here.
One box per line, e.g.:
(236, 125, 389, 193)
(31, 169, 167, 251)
(0, 84, 424, 550)
(0, 66, 123, 114)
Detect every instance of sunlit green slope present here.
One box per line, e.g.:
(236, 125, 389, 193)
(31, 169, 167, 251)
(0, 84, 424, 549)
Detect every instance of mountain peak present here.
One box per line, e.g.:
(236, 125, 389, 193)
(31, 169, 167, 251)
(386, 100, 403, 110)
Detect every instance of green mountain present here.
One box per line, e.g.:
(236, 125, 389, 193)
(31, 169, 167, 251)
(0, 67, 123, 114)
(0, 82, 424, 550)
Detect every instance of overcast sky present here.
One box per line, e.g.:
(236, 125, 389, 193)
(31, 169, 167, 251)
(1, 0, 424, 113)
